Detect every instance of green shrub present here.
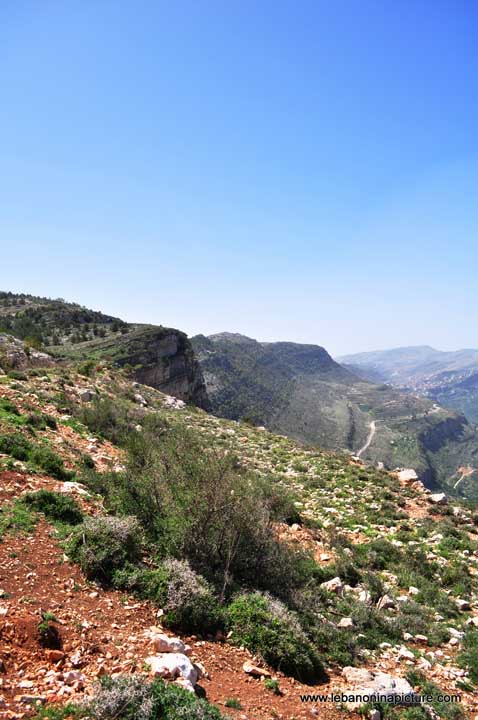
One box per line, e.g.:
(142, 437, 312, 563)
(86, 675, 224, 720)
(114, 559, 223, 636)
(95, 416, 309, 600)
(0, 398, 20, 415)
(0, 432, 32, 460)
(457, 629, 478, 684)
(77, 397, 131, 445)
(29, 445, 72, 480)
(7, 370, 27, 381)
(22, 490, 83, 525)
(67, 516, 143, 585)
(227, 592, 324, 683)
(34, 675, 225, 720)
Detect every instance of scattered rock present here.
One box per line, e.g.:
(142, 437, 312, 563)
(243, 660, 271, 678)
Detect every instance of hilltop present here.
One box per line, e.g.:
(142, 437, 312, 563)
(0, 336, 477, 719)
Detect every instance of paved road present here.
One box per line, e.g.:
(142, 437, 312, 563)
(356, 420, 377, 458)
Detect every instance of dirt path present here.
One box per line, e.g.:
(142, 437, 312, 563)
(356, 420, 377, 458)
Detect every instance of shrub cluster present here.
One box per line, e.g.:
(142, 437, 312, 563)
(34, 675, 225, 720)
(0, 432, 71, 480)
(226, 592, 324, 683)
(67, 516, 143, 585)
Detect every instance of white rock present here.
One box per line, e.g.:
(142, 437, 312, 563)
(321, 577, 343, 594)
(429, 493, 447, 505)
(337, 617, 354, 628)
(152, 633, 189, 655)
(146, 654, 198, 689)
(377, 594, 395, 610)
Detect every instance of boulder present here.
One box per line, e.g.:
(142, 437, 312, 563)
(146, 654, 198, 692)
(377, 594, 395, 610)
(243, 660, 271, 678)
(429, 493, 447, 505)
(321, 577, 343, 594)
(337, 617, 354, 629)
(152, 633, 191, 655)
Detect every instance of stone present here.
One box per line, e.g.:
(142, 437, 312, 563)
(45, 650, 64, 663)
(60, 481, 89, 496)
(377, 594, 395, 610)
(398, 646, 415, 661)
(369, 710, 381, 720)
(337, 617, 354, 628)
(408, 586, 419, 596)
(342, 667, 373, 684)
(64, 670, 85, 686)
(429, 493, 447, 505)
(79, 389, 96, 402)
(456, 599, 471, 611)
(146, 654, 198, 691)
(397, 469, 418, 483)
(321, 577, 343, 594)
(152, 633, 189, 655)
(243, 660, 271, 678)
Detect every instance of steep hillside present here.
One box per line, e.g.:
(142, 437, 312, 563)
(339, 346, 478, 424)
(0, 291, 209, 408)
(0, 340, 477, 719)
(192, 334, 478, 498)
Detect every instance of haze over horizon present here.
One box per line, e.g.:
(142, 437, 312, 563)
(2, 1, 477, 355)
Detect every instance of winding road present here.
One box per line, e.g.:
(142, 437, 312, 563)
(356, 420, 377, 458)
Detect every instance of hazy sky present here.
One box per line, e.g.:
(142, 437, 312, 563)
(1, 1, 477, 355)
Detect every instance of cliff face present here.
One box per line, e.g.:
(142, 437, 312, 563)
(0, 294, 209, 409)
(113, 327, 210, 408)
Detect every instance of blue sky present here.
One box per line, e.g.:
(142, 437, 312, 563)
(1, 1, 477, 355)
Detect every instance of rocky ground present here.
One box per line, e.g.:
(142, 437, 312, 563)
(0, 347, 477, 719)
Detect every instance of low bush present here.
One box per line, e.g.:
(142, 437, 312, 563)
(67, 516, 143, 585)
(22, 490, 83, 525)
(227, 592, 325, 683)
(34, 675, 225, 720)
(113, 559, 223, 636)
(457, 629, 478, 684)
(0, 432, 32, 460)
(0, 433, 71, 479)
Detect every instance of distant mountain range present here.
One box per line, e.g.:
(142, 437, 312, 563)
(192, 333, 478, 498)
(339, 345, 478, 423)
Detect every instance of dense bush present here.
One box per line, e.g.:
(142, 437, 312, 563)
(67, 516, 143, 584)
(0, 433, 71, 479)
(87, 415, 308, 600)
(77, 397, 131, 445)
(113, 559, 223, 636)
(227, 592, 324, 683)
(34, 675, 225, 720)
(22, 490, 83, 525)
(0, 432, 32, 460)
(457, 629, 478, 684)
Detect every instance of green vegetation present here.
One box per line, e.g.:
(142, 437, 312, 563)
(22, 490, 83, 525)
(33, 675, 225, 720)
(227, 592, 324, 683)
(0, 432, 72, 479)
(67, 516, 143, 585)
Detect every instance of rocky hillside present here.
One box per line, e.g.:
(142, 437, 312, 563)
(0, 292, 209, 408)
(339, 346, 478, 424)
(0, 340, 477, 719)
(192, 334, 478, 499)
